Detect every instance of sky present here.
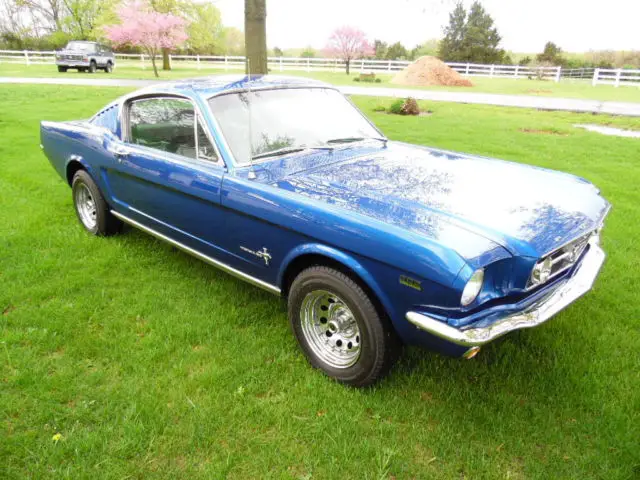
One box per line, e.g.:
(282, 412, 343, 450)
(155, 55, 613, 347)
(214, 0, 640, 53)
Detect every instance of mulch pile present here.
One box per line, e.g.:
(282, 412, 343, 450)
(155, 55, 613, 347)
(391, 56, 473, 87)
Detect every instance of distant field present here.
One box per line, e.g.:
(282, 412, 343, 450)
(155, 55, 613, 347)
(2, 62, 640, 103)
(2, 84, 639, 479)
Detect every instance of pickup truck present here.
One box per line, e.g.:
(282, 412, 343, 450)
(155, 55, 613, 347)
(56, 41, 115, 73)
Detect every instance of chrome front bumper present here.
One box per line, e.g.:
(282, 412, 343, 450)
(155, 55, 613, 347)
(406, 241, 606, 347)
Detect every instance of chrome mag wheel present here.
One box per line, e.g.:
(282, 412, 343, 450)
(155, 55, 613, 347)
(74, 183, 97, 230)
(300, 290, 361, 368)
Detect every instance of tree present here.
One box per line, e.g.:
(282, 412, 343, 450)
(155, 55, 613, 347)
(62, 0, 100, 38)
(386, 41, 408, 60)
(373, 39, 388, 59)
(104, 0, 187, 78)
(537, 42, 564, 65)
(461, 1, 504, 63)
(223, 26, 244, 55)
(325, 26, 373, 75)
(410, 38, 439, 59)
(438, 2, 466, 61)
(184, 2, 224, 54)
(300, 46, 316, 58)
(438, 1, 504, 64)
(245, 0, 267, 74)
(272, 46, 283, 57)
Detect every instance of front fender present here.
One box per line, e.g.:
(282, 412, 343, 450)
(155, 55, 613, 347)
(278, 243, 395, 327)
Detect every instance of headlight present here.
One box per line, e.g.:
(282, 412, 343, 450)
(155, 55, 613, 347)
(461, 268, 484, 306)
(530, 257, 552, 286)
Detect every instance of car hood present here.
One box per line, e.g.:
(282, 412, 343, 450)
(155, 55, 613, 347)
(262, 142, 609, 258)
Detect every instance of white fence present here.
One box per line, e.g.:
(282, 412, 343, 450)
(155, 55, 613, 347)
(592, 68, 640, 87)
(2, 49, 640, 87)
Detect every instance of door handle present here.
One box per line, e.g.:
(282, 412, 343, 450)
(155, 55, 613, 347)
(106, 143, 131, 161)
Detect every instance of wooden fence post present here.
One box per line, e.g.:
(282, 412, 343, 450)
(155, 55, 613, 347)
(280, 56, 283, 72)
(140, 53, 145, 70)
(224, 55, 228, 71)
(555, 66, 561, 83)
(614, 69, 622, 87)
(514, 65, 519, 78)
(490, 64, 494, 77)
(592, 68, 600, 86)
(465, 63, 470, 75)
(196, 54, 200, 70)
(388, 60, 392, 72)
(24, 50, 30, 66)
(306, 57, 310, 72)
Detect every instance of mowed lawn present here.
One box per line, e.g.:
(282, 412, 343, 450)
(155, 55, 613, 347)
(1, 85, 639, 479)
(2, 62, 640, 103)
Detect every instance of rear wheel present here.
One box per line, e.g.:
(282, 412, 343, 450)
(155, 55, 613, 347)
(288, 266, 400, 387)
(71, 170, 122, 236)
(57, 66, 67, 73)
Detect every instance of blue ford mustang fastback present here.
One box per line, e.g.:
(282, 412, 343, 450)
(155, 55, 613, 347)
(41, 75, 610, 386)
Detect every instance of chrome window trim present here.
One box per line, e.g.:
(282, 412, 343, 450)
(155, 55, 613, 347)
(122, 93, 226, 170)
(111, 209, 281, 295)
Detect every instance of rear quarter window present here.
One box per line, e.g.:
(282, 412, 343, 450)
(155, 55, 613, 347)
(91, 105, 119, 134)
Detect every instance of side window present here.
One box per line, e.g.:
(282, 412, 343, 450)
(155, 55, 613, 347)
(128, 97, 219, 163)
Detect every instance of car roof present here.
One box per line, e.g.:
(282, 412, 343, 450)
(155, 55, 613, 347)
(129, 74, 335, 101)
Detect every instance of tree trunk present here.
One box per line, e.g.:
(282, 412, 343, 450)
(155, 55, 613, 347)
(162, 48, 171, 70)
(345, 59, 350, 75)
(149, 52, 159, 78)
(244, 0, 268, 75)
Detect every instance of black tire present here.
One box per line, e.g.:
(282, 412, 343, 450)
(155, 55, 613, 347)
(288, 266, 401, 387)
(57, 66, 67, 73)
(105, 61, 113, 73)
(71, 170, 122, 236)
(88, 61, 97, 73)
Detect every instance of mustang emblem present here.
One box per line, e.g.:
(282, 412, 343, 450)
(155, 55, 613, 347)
(240, 246, 272, 266)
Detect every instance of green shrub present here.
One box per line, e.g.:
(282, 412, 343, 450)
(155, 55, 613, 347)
(375, 78, 382, 83)
(388, 99, 405, 115)
(372, 105, 386, 112)
(388, 97, 421, 116)
(353, 77, 361, 82)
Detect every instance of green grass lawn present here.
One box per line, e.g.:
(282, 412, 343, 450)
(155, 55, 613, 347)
(2, 61, 640, 103)
(1, 85, 639, 479)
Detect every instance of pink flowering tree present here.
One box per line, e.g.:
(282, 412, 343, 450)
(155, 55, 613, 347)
(325, 26, 374, 75)
(104, 0, 188, 78)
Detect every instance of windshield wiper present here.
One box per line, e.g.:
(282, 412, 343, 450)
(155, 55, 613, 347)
(251, 145, 334, 161)
(326, 136, 388, 146)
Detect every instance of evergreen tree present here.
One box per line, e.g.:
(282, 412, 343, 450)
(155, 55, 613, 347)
(438, 2, 466, 61)
(461, 1, 504, 63)
(438, 1, 505, 64)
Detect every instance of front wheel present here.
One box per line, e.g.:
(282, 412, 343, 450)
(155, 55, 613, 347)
(88, 61, 97, 73)
(105, 62, 113, 73)
(72, 170, 122, 236)
(57, 66, 67, 73)
(288, 266, 400, 387)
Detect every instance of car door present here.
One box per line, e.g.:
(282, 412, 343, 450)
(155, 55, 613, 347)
(104, 95, 229, 258)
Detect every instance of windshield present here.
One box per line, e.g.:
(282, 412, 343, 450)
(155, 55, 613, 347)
(65, 42, 95, 52)
(208, 88, 382, 165)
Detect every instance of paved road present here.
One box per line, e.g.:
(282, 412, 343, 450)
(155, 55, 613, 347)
(2, 76, 639, 116)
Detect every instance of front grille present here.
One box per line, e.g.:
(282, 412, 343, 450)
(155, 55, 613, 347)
(527, 231, 593, 289)
(62, 54, 83, 60)
(547, 233, 591, 276)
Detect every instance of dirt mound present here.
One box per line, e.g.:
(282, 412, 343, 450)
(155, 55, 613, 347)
(391, 56, 473, 87)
